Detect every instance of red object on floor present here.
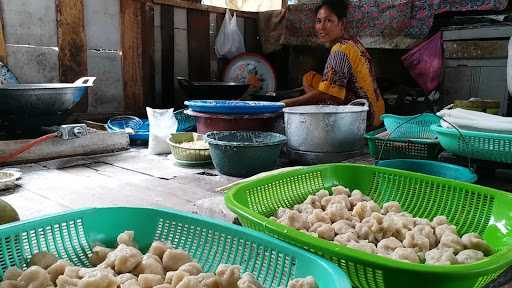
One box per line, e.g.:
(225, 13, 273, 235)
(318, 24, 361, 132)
(0, 133, 58, 163)
(185, 110, 281, 134)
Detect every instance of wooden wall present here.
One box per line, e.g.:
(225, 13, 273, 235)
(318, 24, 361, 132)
(0, 0, 260, 118)
(154, 0, 261, 108)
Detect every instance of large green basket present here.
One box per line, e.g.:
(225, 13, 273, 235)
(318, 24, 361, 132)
(0, 207, 350, 287)
(225, 164, 512, 288)
(431, 124, 512, 164)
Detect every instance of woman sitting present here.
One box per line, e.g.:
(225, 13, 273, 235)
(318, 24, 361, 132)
(282, 0, 385, 128)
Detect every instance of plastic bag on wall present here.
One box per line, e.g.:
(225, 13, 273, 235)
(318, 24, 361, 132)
(215, 9, 245, 59)
(401, 32, 443, 93)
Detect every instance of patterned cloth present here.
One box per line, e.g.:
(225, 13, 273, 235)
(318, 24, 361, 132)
(259, 0, 508, 51)
(304, 39, 385, 128)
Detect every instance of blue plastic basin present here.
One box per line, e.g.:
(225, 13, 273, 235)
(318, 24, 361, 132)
(376, 159, 478, 183)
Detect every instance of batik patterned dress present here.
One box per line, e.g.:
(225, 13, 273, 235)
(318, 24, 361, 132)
(304, 38, 385, 128)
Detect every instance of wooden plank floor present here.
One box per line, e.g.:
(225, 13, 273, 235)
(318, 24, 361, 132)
(0, 148, 238, 220)
(1, 149, 511, 287)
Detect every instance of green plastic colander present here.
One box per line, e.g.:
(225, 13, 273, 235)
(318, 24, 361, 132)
(431, 124, 512, 164)
(365, 128, 442, 160)
(0, 207, 350, 287)
(225, 164, 512, 288)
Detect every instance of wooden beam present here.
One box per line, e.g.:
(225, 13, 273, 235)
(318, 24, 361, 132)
(0, 4, 7, 64)
(142, 1, 155, 108)
(121, 0, 145, 113)
(56, 0, 88, 112)
(209, 13, 218, 80)
(187, 9, 210, 81)
(244, 17, 260, 53)
(154, 0, 257, 19)
(160, 5, 174, 107)
(282, 0, 288, 10)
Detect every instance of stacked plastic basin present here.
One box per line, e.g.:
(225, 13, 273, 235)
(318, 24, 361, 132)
(184, 100, 284, 134)
(185, 100, 287, 177)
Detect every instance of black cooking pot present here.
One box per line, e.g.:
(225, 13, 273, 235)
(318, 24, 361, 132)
(249, 88, 304, 102)
(177, 77, 250, 100)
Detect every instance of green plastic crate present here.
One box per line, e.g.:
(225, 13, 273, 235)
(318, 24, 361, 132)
(365, 128, 442, 160)
(431, 124, 512, 164)
(225, 164, 512, 288)
(0, 207, 350, 288)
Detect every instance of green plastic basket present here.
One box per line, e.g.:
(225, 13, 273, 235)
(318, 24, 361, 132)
(431, 124, 512, 164)
(225, 164, 512, 288)
(381, 113, 440, 139)
(365, 128, 442, 160)
(0, 207, 350, 288)
(167, 132, 211, 162)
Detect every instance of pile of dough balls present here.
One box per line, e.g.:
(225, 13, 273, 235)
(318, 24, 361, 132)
(271, 186, 492, 265)
(0, 231, 317, 288)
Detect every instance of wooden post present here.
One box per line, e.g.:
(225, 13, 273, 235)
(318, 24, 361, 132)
(121, 0, 143, 114)
(56, 0, 88, 112)
(160, 5, 174, 107)
(121, 0, 155, 114)
(0, 3, 7, 64)
(142, 1, 155, 108)
(187, 9, 210, 81)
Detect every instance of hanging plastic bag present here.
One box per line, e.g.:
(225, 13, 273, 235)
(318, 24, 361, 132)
(147, 107, 177, 155)
(215, 9, 245, 59)
(401, 32, 443, 93)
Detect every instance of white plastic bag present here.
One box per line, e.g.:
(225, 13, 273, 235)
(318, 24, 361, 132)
(147, 107, 177, 155)
(215, 9, 245, 59)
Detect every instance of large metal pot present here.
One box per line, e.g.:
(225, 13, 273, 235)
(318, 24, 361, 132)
(0, 77, 96, 115)
(283, 99, 369, 153)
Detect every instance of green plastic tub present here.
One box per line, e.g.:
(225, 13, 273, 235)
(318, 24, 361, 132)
(0, 207, 350, 287)
(431, 124, 512, 164)
(365, 128, 442, 160)
(205, 131, 287, 177)
(225, 164, 512, 288)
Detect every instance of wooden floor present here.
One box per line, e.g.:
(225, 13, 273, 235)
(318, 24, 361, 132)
(0, 148, 239, 220)
(1, 149, 511, 287)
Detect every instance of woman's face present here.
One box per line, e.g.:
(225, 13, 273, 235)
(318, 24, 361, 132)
(315, 6, 344, 44)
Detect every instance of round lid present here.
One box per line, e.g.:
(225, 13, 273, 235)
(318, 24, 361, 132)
(284, 105, 369, 114)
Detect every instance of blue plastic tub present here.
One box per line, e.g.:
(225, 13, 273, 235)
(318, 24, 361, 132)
(376, 159, 478, 183)
(174, 109, 197, 132)
(185, 100, 285, 114)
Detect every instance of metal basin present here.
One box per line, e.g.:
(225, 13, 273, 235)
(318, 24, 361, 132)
(0, 77, 96, 116)
(177, 77, 250, 100)
(284, 99, 369, 153)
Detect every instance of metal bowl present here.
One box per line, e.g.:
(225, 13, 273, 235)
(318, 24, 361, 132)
(0, 77, 96, 116)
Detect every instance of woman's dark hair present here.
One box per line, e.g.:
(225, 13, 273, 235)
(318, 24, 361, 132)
(315, 0, 349, 20)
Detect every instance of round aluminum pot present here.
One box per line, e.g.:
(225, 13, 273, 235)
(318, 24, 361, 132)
(283, 99, 369, 153)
